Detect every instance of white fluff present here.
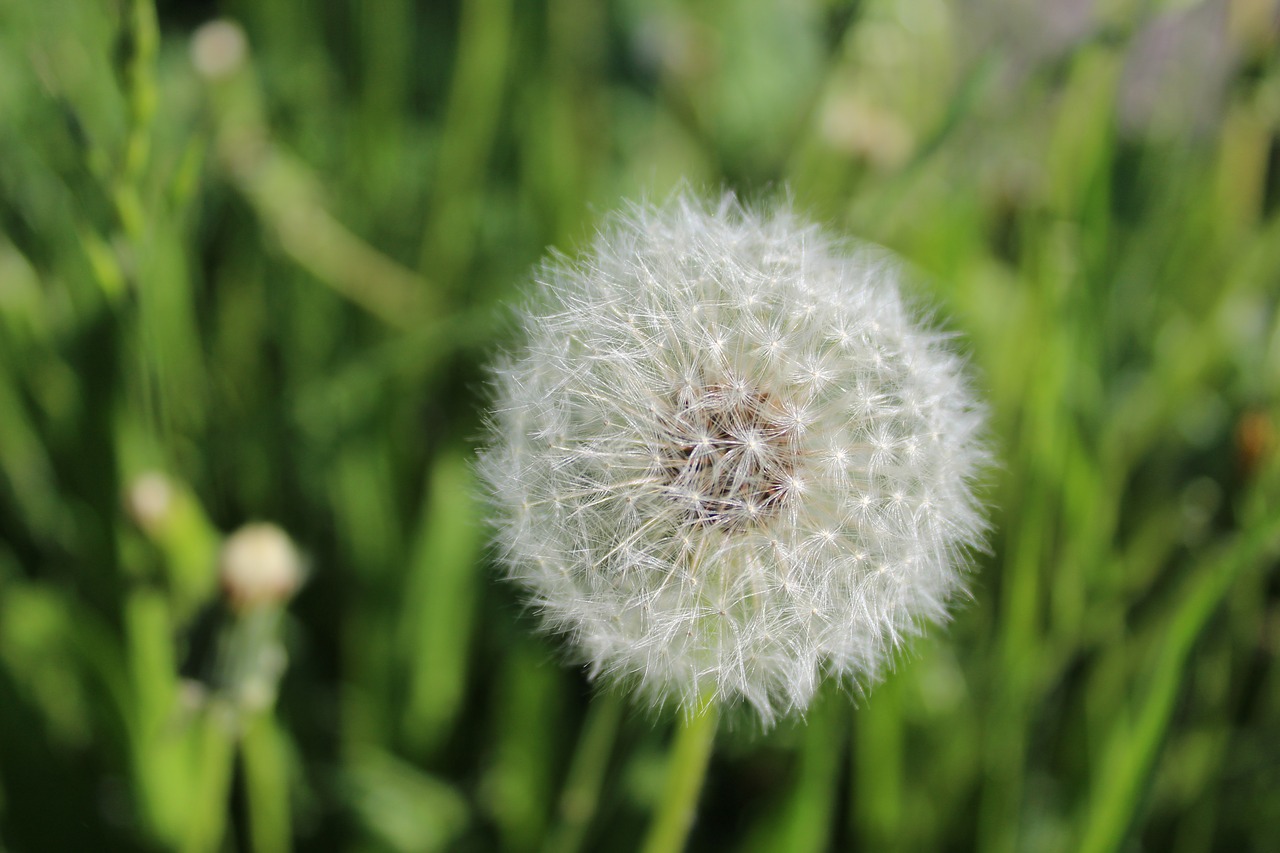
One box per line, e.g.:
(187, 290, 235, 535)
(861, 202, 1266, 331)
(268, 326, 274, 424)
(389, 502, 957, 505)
(479, 193, 988, 724)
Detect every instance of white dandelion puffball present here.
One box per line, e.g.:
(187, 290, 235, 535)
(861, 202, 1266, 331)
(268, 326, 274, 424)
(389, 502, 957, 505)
(480, 193, 987, 723)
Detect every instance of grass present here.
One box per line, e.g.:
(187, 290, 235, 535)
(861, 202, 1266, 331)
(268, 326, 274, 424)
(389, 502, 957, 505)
(1, 0, 1278, 851)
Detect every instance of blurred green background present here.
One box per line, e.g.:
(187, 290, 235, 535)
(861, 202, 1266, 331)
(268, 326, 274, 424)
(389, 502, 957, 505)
(2, 0, 1279, 850)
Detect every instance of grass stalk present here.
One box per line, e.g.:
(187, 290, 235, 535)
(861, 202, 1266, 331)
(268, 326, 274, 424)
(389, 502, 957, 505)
(543, 690, 624, 853)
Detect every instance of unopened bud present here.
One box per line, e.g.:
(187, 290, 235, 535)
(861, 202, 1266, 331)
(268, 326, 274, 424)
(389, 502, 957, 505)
(219, 523, 302, 609)
(191, 19, 248, 81)
(126, 471, 175, 535)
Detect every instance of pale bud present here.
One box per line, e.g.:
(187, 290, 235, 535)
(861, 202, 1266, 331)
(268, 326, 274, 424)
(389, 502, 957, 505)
(126, 471, 175, 535)
(218, 523, 303, 610)
(191, 20, 248, 81)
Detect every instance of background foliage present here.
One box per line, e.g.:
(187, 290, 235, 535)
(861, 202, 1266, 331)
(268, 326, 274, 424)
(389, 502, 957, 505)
(1, 0, 1279, 851)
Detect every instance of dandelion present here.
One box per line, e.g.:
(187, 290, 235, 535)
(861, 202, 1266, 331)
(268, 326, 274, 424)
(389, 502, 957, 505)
(480, 192, 987, 725)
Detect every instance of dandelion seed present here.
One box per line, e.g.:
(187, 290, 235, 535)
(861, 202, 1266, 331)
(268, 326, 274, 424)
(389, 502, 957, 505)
(480, 192, 987, 724)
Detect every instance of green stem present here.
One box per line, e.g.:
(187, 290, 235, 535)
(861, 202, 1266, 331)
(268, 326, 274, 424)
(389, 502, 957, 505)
(242, 711, 292, 853)
(183, 707, 237, 853)
(123, 0, 158, 183)
(544, 690, 624, 853)
(641, 697, 718, 853)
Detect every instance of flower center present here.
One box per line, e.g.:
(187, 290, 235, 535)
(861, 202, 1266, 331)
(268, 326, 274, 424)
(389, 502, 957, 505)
(660, 384, 797, 530)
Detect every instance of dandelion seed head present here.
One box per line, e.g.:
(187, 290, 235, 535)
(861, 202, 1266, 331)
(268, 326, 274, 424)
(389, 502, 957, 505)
(480, 193, 988, 724)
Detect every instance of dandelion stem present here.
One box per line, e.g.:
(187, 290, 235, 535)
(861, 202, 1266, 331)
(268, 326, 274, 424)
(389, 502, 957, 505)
(641, 696, 718, 853)
(543, 690, 624, 853)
